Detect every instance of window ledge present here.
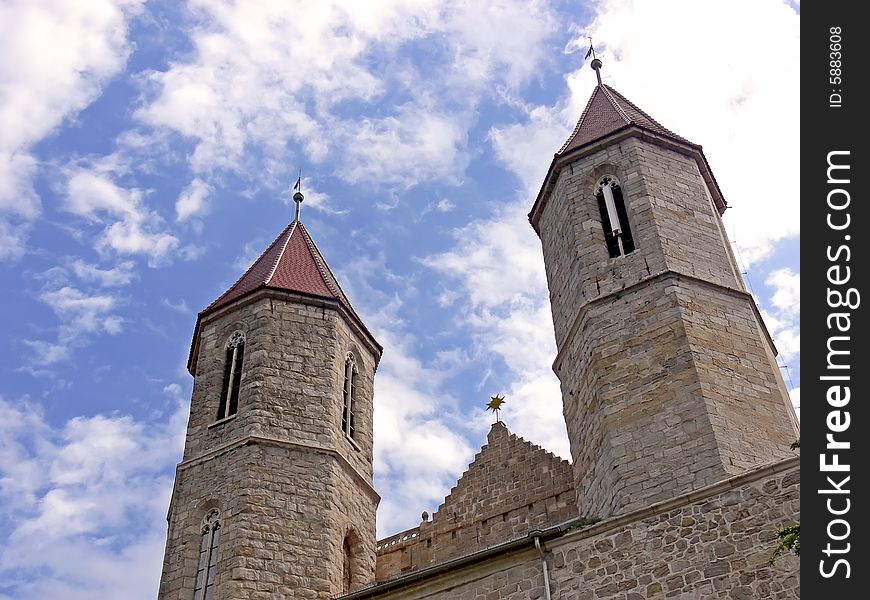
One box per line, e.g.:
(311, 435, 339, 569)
(345, 434, 361, 452)
(209, 414, 237, 429)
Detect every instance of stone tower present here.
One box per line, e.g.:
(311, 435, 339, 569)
(158, 212, 382, 599)
(530, 76, 799, 519)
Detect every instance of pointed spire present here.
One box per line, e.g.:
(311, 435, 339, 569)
(587, 39, 603, 85)
(557, 84, 696, 157)
(530, 74, 726, 233)
(188, 219, 381, 374)
(591, 57, 603, 85)
(292, 169, 303, 222)
(202, 221, 354, 316)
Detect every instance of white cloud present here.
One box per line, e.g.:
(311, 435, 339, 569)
(761, 269, 800, 363)
(40, 286, 125, 340)
(162, 383, 185, 400)
(135, 0, 556, 193)
(175, 178, 212, 221)
(577, 0, 800, 266)
(435, 198, 454, 212)
(0, 151, 39, 218)
(0, 0, 145, 259)
(71, 259, 137, 287)
(65, 169, 140, 219)
(20, 340, 71, 369)
(372, 327, 477, 537)
(339, 105, 471, 189)
(0, 395, 185, 600)
(422, 203, 548, 309)
(161, 298, 191, 314)
(23, 285, 126, 370)
(423, 202, 569, 459)
(0, 219, 29, 261)
(766, 268, 800, 315)
(439, 0, 555, 89)
(488, 103, 572, 195)
(64, 168, 180, 267)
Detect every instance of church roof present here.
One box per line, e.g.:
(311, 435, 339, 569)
(529, 83, 726, 232)
(558, 84, 696, 156)
(188, 219, 380, 373)
(203, 220, 349, 315)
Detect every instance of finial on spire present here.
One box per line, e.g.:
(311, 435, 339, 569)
(486, 394, 506, 423)
(586, 38, 603, 85)
(292, 168, 303, 222)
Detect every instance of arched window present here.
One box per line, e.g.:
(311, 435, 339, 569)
(595, 176, 635, 258)
(217, 331, 245, 421)
(194, 509, 221, 600)
(342, 536, 353, 593)
(342, 353, 358, 439)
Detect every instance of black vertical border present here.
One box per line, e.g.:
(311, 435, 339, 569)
(802, 2, 869, 596)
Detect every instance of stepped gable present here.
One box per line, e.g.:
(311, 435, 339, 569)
(375, 421, 577, 581)
(434, 421, 574, 526)
(187, 219, 380, 374)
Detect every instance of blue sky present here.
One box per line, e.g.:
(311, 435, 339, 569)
(0, 1, 799, 597)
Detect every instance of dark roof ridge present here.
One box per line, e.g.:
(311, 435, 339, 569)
(201, 220, 296, 315)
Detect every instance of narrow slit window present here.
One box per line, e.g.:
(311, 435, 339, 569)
(342, 353, 358, 439)
(218, 331, 245, 421)
(596, 176, 635, 257)
(194, 509, 221, 600)
(342, 536, 353, 593)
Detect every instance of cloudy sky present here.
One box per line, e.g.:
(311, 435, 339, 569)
(0, 0, 799, 597)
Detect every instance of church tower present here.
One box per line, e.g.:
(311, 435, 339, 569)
(158, 192, 382, 599)
(530, 60, 799, 519)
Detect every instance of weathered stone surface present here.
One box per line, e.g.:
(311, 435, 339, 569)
(356, 464, 800, 600)
(159, 85, 802, 600)
(536, 137, 798, 518)
(159, 294, 380, 599)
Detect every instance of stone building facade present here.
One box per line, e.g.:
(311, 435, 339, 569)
(158, 70, 800, 599)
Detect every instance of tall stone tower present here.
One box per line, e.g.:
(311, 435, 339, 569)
(530, 66, 799, 519)
(158, 201, 382, 599)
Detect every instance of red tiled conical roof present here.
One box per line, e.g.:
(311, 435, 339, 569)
(529, 83, 725, 233)
(188, 219, 380, 373)
(558, 84, 696, 156)
(202, 220, 349, 315)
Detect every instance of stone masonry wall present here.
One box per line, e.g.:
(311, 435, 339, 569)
(185, 293, 377, 478)
(159, 442, 378, 599)
(351, 460, 800, 600)
(537, 136, 796, 518)
(375, 422, 577, 581)
(161, 294, 380, 599)
(558, 274, 796, 518)
(538, 137, 744, 352)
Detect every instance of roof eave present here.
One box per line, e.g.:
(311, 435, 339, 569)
(528, 126, 726, 235)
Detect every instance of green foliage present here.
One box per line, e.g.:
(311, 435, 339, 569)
(768, 524, 800, 565)
(567, 516, 601, 531)
(768, 439, 801, 565)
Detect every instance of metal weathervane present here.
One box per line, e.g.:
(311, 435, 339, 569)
(586, 38, 604, 85)
(486, 394, 506, 422)
(292, 168, 304, 222)
(585, 37, 597, 60)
